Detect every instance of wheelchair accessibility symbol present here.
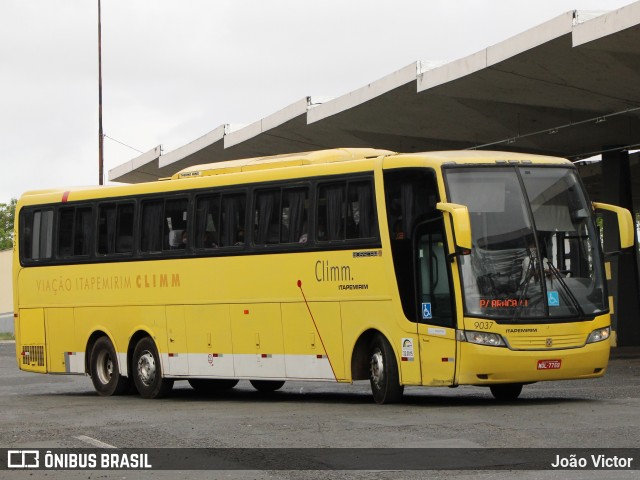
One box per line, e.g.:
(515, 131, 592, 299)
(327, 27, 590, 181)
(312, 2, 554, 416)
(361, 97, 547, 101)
(422, 302, 432, 319)
(547, 291, 560, 307)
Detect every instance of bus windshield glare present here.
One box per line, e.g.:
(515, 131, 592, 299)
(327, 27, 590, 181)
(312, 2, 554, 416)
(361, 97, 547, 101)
(444, 166, 606, 322)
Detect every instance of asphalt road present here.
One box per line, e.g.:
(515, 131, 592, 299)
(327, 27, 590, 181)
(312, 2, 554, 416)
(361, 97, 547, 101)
(1, 341, 639, 479)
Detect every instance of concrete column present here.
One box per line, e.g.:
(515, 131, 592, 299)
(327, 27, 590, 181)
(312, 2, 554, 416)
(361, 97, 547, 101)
(601, 150, 640, 346)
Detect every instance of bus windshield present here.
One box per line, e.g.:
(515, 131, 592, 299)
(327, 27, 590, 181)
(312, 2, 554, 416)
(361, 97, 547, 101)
(444, 166, 606, 322)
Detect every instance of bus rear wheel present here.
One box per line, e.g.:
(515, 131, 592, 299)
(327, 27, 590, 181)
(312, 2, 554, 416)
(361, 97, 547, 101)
(250, 380, 285, 392)
(369, 334, 404, 404)
(132, 337, 173, 399)
(189, 379, 239, 392)
(490, 383, 523, 401)
(90, 337, 130, 396)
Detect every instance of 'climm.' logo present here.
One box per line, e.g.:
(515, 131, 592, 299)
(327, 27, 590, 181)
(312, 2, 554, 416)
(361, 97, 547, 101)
(315, 260, 353, 282)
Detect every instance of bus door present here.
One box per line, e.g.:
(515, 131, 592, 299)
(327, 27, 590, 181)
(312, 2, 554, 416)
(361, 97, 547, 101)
(415, 219, 457, 386)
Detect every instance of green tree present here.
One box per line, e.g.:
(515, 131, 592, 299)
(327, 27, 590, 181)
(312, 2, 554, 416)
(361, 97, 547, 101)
(0, 198, 17, 250)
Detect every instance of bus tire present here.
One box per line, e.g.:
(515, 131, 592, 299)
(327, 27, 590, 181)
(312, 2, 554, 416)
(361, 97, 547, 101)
(369, 334, 404, 404)
(90, 337, 130, 396)
(490, 383, 523, 401)
(250, 380, 285, 392)
(189, 379, 239, 392)
(132, 337, 173, 399)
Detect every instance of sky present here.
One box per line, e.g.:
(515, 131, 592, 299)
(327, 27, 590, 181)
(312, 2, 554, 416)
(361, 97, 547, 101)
(0, 0, 635, 202)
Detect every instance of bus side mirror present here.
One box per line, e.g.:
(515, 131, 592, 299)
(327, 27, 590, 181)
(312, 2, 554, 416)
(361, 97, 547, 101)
(436, 202, 472, 252)
(593, 202, 634, 249)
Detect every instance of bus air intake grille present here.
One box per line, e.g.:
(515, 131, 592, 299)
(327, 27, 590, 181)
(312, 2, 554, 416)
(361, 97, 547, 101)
(507, 334, 585, 350)
(22, 345, 45, 367)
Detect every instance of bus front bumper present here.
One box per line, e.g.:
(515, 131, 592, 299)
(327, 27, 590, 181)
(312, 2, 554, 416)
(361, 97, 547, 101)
(457, 339, 610, 385)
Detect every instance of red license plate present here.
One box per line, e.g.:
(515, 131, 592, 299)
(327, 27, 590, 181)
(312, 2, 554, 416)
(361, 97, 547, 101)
(537, 359, 562, 370)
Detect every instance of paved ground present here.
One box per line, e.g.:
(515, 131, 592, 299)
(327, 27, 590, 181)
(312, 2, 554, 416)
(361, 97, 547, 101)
(0, 342, 639, 479)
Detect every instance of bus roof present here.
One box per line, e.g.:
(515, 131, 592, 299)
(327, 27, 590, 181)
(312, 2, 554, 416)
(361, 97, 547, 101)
(383, 150, 571, 166)
(172, 148, 571, 181)
(169, 148, 394, 180)
(18, 149, 572, 205)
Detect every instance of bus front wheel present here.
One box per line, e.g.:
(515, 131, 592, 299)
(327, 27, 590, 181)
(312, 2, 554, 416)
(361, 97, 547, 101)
(369, 334, 404, 404)
(90, 337, 130, 396)
(132, 337, 174, 399)
(490, 383, 523, 401)
(250, 380, 285, 392)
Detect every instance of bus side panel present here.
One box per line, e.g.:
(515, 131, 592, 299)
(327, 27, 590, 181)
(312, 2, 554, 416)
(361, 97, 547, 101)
(231, 303, 286, 379)
(417, 324, 457, 386)
(45, 308, 76, 373)
(185, 304, 234, 378)
(166, 305, 189, 376)
(340, 300, 422, 385)
(74, 306, 167, 377)
(282, 302, 344, 380)
(17, 308, 47, 373)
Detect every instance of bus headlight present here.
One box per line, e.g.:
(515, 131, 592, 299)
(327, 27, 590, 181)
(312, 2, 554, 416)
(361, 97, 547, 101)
(458, 330, 506, 347)
(586, 326, 610, 344)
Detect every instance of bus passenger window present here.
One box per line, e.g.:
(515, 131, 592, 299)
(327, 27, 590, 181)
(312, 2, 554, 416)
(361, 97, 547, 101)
(115, 204, 134, 253)
(254, 190, 280, 245)
(74, 207, 92, 256)
(317, 183, 345, 241)
(22, 208, 53, 261)
(347, 181, 375, 239)
(195, 195, 220, 248)
(254, 187, 308, 245)
(281, 188, 308, 243)
(98, 203, 134, 255)
(57, 207, 75, 257)
(164, 198, 188, 250)
(58, 206, 92, 257)
(317, 180, 376, 242)
(220, 194, 246, 247)
(140, 200, 163, 253)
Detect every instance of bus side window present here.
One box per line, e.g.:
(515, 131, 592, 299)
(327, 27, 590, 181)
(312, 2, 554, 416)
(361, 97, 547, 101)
(317, 179, 376, 242)
(220, 193, 246, 247)
(317, 183, 345, 241)
(140, 200, 163, 253)
(281, 187, 308, 244)
(59, 206, 93, 258)
(115, 204, 134, 253)
(57, 207, 75, 257)
(163, 198, 189, 250)
(98, 203, 134, 255)
(195, 194, 220, 249)
(22, 208, 53, 262)
(73, 207, 92, 256)
(254, 187, 309, 245)
(346, 181, 376, 239)
(254, 189, 280, 245)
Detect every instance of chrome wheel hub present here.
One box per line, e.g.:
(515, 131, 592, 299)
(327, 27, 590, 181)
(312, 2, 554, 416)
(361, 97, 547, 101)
(96, 350, 113, 385)
(370, 348, 384, 390)
(137, 351, 156, 387)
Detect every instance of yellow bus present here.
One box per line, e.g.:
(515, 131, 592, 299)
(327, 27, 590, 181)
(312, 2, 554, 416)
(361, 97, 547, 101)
(13, 148, 633, 403)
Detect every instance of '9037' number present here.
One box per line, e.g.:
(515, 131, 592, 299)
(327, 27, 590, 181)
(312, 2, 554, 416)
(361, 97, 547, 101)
(473, 321, 494, 330)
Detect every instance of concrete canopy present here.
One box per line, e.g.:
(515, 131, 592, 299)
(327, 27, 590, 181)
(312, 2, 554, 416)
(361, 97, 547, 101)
(110, 3, 640, 184)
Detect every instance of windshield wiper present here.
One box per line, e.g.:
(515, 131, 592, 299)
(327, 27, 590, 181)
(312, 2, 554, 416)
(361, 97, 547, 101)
(512, 250, 545, 321)
(546, 260, 585, 320)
